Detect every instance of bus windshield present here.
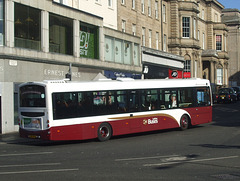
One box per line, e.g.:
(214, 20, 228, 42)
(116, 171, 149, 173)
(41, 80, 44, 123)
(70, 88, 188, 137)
(20, 85, 46, 107)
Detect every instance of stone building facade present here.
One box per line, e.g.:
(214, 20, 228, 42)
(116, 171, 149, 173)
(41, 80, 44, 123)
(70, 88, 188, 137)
(117, 0, 229, 88)
(222, 9, 240, 86)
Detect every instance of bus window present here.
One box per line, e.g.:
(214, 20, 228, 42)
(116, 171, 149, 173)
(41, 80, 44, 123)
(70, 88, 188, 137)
(159, 90, 165, 109)
(93, 91, 108, 115)
(117, 91, 127, 112)
(20, 85, 46, 107)
(141, 89, 158, 111)
(77, 92, 93, 117)
(178, 88, 194, 108)
(197, 88, 211, 106)
(164, 90, 177, 109)
(129, 90, 140, 112)
(53, 92, 78, 119)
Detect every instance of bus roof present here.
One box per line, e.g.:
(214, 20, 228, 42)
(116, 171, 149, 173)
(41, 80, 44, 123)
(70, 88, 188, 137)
(20, 78, 211, 93)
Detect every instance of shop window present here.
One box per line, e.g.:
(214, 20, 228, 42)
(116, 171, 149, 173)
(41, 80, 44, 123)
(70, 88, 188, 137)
(105, 36, 139, 66)
(115, 39, 123, 63)
(49, 13, 73, 55)
(14, 3, 41, 50)
(80, 22, 99, 59)
(133, 44, 139, 66)
(124, 41, 132, 64)
(105, 36, 114, 62)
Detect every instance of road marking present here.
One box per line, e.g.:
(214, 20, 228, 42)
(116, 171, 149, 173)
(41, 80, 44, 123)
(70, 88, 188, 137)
(115, 155, 179, 161)
(143, 155, 239, 167)
(0, 163, 61, 168)
(0, 152, 53, 157)
(0, 168, 79, 175)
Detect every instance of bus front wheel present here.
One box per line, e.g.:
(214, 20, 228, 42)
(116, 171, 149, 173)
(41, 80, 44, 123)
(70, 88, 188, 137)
(97, 123, 112, 142)
(180, 115, 189, 131)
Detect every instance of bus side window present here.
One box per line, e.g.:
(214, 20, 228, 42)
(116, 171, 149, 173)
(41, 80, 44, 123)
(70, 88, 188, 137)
(197, 88, 211, 106)
(129, 90, 140, 112)
(164, 90, 177, 109)
(117, 91, 127, 113)
(178, 88, 194, 108)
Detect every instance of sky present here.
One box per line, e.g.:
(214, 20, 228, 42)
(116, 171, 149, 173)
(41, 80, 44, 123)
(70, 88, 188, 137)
(217, 0, 240, 10)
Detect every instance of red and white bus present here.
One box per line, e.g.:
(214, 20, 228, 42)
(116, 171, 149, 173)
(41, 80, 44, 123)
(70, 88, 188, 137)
(18, 78, 212, 141)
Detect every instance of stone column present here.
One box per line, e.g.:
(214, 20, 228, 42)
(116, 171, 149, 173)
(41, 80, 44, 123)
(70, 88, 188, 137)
(5, 0, 14, 47)
(41, 10, 49, 53)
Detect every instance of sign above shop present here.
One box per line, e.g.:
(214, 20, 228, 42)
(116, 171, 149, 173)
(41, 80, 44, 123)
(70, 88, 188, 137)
(169, 70, 183, 79)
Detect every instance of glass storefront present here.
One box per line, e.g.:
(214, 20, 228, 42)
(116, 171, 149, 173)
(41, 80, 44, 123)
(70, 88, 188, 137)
(80, 22, 99, 59)
(49, 13, 73, 55)
(14, 3, 41, 50)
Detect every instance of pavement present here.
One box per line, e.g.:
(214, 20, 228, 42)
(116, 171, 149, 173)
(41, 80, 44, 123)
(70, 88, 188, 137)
(0, 132, 32, 144)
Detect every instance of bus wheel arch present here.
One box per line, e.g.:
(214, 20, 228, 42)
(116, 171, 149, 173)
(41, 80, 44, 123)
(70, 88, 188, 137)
(180, 114, 191, 131)
(97, 122, 112, 142)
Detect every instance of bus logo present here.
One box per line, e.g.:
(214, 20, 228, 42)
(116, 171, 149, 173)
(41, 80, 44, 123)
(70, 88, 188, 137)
(143, 118, 158, 125)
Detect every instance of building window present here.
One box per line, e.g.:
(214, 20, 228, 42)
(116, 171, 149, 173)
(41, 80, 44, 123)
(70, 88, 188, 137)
(49, 13, 73, 55)
(214, 13, 218, 22)
(217, 68, 223, 85)
(148, 0, 151, 16)
(202, 9, 204, 20)
(194, 60, 197, 78)
(105, 36, 140, 66)
(193, 18, 196, 39)
(80, 22, 99, 59)
(108, 0, 112, 8)
(216, 35, 222, 51)
(224, 36, 227, 51)
(163, 4, 166, 22)
(121, 0, 125, 5)
(0, 0, 4, 46)
(202, 32, 205, 49)
(14, 3, 41, 50)
(163, 34, 167, 52)
(141, 0, 145, 14)
(122, 20, 126, 33)
(133, 44, 139, 66)
(148, 30, 152, 48)
(132, 0, 135, 9)
(132, 24, 136, 36)
(156, 32, 159, 50)
(105, 36, 114, 62)
(182, 17, 190, 38)
(124, 41, 132, 65)
(95, 0, 101, 5)
(184, 60, 191, 74)
(142, 27, 146, 46)
(155, 1, 159, 19)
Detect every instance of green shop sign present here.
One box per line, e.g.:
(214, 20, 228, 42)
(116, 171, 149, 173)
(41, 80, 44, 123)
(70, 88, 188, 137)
(80, 31, 96, 59)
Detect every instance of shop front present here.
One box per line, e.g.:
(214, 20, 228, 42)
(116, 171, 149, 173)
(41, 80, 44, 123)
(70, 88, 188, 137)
(142, 47, 185, 79)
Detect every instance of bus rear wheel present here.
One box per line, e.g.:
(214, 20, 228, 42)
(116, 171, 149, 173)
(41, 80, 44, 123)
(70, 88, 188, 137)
(180, 115, 189, 131)
(97, 123, 112, 142)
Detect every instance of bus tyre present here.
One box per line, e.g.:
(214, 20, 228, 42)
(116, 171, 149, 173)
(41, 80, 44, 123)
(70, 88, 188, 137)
(180, 115, 189, 131)
(97, 123, 112, 142)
